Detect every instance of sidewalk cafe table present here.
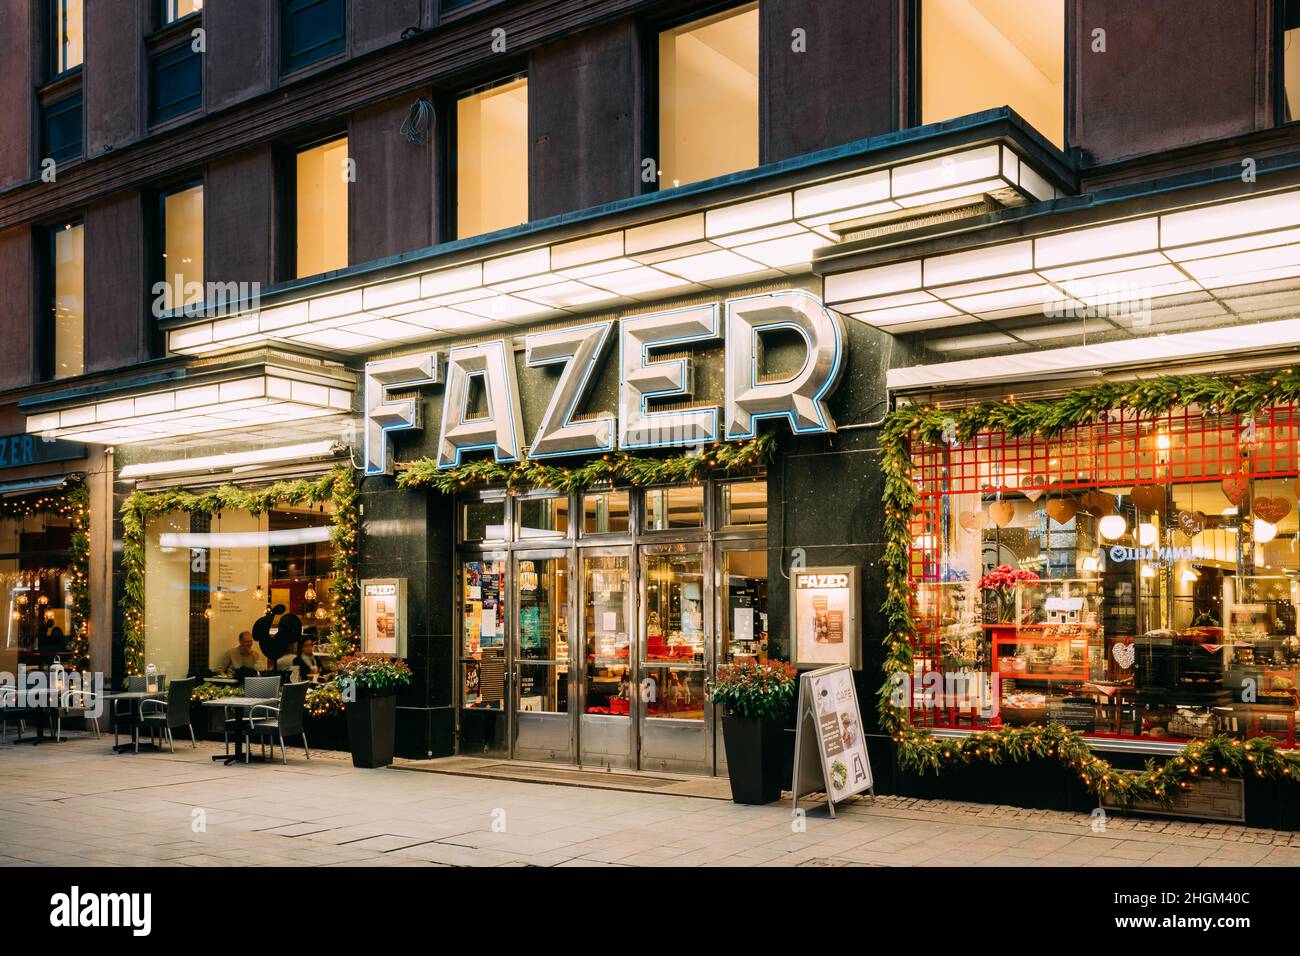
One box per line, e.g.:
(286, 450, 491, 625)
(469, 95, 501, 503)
(102, 691, 165, 753)
(203, 697, 277, 765)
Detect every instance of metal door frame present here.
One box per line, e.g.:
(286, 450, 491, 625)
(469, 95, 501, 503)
(509, 546, 576, 762)
(712, 535, 768, 774)
(575, 544, 637, 769)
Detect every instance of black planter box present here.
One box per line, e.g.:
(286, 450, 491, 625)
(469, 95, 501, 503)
(721, 714, 785, 804)
(346, 693, 397, 768)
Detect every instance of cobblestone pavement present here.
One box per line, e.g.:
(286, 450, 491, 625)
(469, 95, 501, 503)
(2, 737, 1298, 867)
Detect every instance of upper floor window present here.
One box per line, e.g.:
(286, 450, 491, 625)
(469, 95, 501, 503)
(160, 0, 203, 25)
(920, 0, 1065, 149)
(657, 4, 759, 190)
(150, 42, 203, 124)
(281, 0, 346, 74)
(48, 222, 85, 381)
(159, 183, 204, 313)
(48, 0, 84, 78)
(456, 77, 529, 239)
(43, 91, 83, 164)
(1283, 0, 1300, 122)
(295, 136, 349, 278)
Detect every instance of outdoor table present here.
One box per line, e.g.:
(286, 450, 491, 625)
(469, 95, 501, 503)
(10, 695, 62, 745)
(203, 697, 277, 765)
(102, 691, 165, 753)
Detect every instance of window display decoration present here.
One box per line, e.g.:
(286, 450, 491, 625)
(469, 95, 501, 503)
(397, 433, 775, 495)
(880, 368, 1300, 804)
(0, 480, 90, 669)
(120, 466, 359, 676)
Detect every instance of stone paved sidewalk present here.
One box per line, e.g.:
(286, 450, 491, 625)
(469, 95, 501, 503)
(2, 737, 1298, 867)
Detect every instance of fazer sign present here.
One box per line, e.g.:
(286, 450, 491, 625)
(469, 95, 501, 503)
(363, 289, 845, 475)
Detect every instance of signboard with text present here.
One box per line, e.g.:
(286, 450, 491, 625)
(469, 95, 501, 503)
(0, 434, 83, 470)
(791, 664, 874, 816)
(361, 579, 407, 657)
(791, 566, 860, 670)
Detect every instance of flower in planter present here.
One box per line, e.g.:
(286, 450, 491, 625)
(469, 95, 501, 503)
(333, 655, 413, 700)
(306, 682, 345, 717)
(708, 660, 797, 722)
(977, 564, 1040, 623)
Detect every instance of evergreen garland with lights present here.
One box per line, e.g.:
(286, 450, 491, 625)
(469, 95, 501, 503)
(0, 481, 90, 670)
(879, 367, 1300, 805)
(396, 433, 776, 494)
(120, 466, 360, 675)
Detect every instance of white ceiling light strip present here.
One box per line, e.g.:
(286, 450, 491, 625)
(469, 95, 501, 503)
(827, 188, 1300, 334)
(168, 143, 1058, 357)
(117, 440, 341, 479)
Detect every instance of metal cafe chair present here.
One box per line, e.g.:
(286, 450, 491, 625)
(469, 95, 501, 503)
(113, 674, 166, 749)
(56, 683, 103, 740)
(137, 677, 197, 753)
(224, 675, 282, 758)
(246, 681, 311, 765)
(1, 685, 31, 740)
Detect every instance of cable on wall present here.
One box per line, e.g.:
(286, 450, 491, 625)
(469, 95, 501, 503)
(400, 98, 434, 145)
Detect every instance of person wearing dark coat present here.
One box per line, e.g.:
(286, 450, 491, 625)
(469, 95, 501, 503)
(253, 605, 286, 664)
(275, 609, 302, 665)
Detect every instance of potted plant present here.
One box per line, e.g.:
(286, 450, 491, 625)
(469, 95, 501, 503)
(335, 655, 412, 768)
(709, 661, 797, 805)
(978, 564, 1040, 641)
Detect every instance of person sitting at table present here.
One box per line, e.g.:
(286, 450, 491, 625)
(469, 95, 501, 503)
(217, 631, 262, 674)
(293, 634, 323, 684)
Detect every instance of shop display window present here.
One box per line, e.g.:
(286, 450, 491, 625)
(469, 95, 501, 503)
(644, 486, 704, 531)
(518, 496, 568, 539)
(462, 557, 506, 709)
(0, 514, 74, 668)
(720, 479, 767, 528)
(581, 490, 630, 535)
(514, 558, 568, 713)
(142, 502, 337, 677)
(583, 555, 631, 715)
(912, 406, 1300, 747)
(460, 500, 506, 542)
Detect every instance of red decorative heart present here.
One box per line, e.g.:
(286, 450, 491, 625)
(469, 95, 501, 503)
(1130, 484, 1166, 513)
(1253, 496, 1292, 524)
(1080, 491, 1117, 518)
(1045, 499, 1077, 524)
(1222, 477, 1249, 506)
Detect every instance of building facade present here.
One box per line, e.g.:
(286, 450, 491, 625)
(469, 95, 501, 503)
(7, 0, 1300, 823)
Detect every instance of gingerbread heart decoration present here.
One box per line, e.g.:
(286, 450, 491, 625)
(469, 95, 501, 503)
(1222, 476, 1249, 506)
(1045, 498, 1077, 524)
(1176, 510, 1206, 537)
(958, 510, 988, 533)
(1018, 474, 1048, 502)
(989, 501, 1016, 528)
(1254, 497, 1292, 524)
(1081, 490, 1117, 518)
(1112, 642, 1136, 670)
(1130, 484, 1166, 513)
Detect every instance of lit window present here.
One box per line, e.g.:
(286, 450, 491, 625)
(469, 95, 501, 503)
(49, 0, 83, 77)
(582, 491, 630, 535)
(658, 4, 759, 189)
(295, 137, 349, 278)
(456, 77, 529, 239)
(921, 0, 1065, 148)
(51, 223, 85, 381)
(519, 497, 569, 538)
(161, 184, 204, 312)
(161, 0, 203, 24)
(644, 486, 704, 531)
(720, 480, 767, 528)
(1284, 1, 1300, 122)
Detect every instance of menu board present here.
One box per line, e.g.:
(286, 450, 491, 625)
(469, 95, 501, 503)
(791, 566, 861, 669)
(791, 664, 874, 815)
(361, 579, 406, 657)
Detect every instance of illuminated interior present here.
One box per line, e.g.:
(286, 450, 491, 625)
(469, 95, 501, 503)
(52, 222, 84, 380)
(457, 77, 529, 240)
(658, 3, 759, 189)
(163, 0, 203, 23)
(52, 0, 84, 74)
(921, 0, 1064, 148)
(0, 512, 74, 673)
(163, 184, 204, 311)
(296, 137, 350, 278)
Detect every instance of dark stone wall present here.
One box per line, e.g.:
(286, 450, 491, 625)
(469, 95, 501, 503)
(85, 0, 143, 159)
(204, 146, 277, 288)
(0, 1, 34, 189)
(206, 0, 273, 111)
(349, 91, 436, 264)
(85, 190, 150, 372)
(0, 227, 36, 390)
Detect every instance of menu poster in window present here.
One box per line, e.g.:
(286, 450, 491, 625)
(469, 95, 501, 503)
(361, 579, 407, 657)
(791, 664, 874, 816)
(791, 566, 861, 669)
(464, 660, 480, 705)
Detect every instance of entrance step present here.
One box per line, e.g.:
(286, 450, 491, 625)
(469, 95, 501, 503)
(395, 755, 733, 799)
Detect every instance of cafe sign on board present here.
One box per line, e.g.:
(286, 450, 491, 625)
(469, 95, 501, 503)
(362, 289, 845, 475)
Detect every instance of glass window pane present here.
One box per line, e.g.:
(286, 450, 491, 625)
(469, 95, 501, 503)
(462, 558, 506, 709)
(295, 137, 349, 278)
(515, 558, 568, 660)
(582, 490, 630, 535)
(163, 0, 203, 24)
(643, 552, 705, 663)
(1286, 0, 1300, 123)
(642, 666, 706, 719)
(162, 184, 204, 311)
(519, 497, 568, 538)
(2, 513, 74, 661)
(461, 500, 506, 542)
(721, 479, 767, 528)
(517, 663, 567, 714)
(584, 556, 631, 715)
(52, 0, 84, 75)
(721, 549, 768, 662)
(52, 223, 84, 380)
(658, 4, 758, 189)
(921, 0, 1064, 148)
(644, 486, 704, 531)
(457, 78, 529, 238)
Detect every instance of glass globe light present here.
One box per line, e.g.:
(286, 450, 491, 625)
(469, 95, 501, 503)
(1254, 519, 1278, 544)
(1099, 515, 1128, 540)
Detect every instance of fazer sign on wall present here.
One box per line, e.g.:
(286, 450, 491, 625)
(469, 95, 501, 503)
(363, 289, 845, 475)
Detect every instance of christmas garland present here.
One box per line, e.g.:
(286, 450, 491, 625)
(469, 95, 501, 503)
(120, 466, 360, 675)
(0, 480, 90, 670)
(396, 433, 776, 494)
(879, 367, 1300, 805)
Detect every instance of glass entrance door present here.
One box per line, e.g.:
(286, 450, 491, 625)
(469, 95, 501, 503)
(578, 552, 634, 768)
(511, 553, 573, 762)
(638, 545, 711, 774)
(714, 545, 769, 774)
(459, 554, 508, 755)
